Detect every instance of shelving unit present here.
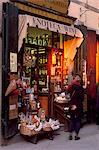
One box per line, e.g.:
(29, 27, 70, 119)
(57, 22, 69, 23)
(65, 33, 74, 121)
(18, 43, 50, 117)
(38, 47, 48, 93)
(23, 44, 49, 94)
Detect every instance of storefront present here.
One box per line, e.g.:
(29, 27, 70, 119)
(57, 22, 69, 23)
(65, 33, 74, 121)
(1, 0, 83, 141)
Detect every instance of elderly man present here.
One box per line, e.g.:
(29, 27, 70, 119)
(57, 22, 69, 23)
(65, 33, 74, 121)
(66, 74, 84, 140)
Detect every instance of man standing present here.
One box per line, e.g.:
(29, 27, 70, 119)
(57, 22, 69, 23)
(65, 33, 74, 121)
(66, 74, 84, 140)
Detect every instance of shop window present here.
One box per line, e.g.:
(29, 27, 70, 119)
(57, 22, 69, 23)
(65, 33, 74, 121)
(27, 27, 52, 47)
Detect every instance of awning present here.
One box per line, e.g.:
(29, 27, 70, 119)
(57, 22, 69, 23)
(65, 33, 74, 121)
(18, 15, 83, 51)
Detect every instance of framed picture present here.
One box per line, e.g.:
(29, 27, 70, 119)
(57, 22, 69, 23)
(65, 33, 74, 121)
(10, 52, 17, 72)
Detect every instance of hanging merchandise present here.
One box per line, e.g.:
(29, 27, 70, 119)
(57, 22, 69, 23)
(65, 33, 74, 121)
(52, 52, 56, 65)
(23, 51, 32, 67)
(32, 55, 36, 67)
(5, 79, 17, 96)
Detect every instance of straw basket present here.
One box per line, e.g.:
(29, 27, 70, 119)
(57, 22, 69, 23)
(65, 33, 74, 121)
(20, 125, 32, 136)
(43, 127, 52, 132)
(31, 130, 38, 135)
(20, 124, 39, 136)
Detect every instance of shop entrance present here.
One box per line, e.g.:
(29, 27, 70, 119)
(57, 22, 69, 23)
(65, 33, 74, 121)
(2, 2, 64, 140)
(2, 2, 84, 142)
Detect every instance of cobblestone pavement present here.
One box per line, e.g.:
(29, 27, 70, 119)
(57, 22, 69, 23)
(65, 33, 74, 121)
(0, 124, 99, 150)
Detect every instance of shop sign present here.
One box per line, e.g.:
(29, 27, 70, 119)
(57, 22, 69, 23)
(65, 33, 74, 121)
(28, 15, 83, 37)
(25, 34, 49, 46)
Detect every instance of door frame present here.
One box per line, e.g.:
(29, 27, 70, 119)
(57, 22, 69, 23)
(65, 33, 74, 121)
(2, 2, 18, 139)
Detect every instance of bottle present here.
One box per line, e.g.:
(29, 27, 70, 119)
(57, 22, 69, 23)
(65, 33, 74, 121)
(37, 99, 41, 110)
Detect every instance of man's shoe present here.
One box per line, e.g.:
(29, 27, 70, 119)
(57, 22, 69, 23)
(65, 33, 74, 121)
(75, 136, 80, 140)
(69, 135, 73, 140)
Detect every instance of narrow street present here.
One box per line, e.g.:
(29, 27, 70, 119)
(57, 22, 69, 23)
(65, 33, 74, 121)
(0, 1, 99, 150)
(1, 124, 99, 150)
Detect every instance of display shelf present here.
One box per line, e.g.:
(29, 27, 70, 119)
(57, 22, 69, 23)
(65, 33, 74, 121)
(54, 102, 70, 132)
(22, 44, 49, 94)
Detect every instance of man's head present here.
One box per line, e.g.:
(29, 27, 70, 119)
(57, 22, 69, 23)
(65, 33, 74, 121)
(74, 75, 81, 82)
(72, 74, 82, 85)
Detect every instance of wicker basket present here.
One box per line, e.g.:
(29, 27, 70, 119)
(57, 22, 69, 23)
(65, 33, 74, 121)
(20, 125, 32, 136)
(43, 127, 52, 132)
(31, 129, 38, 135)
(20, 124, 39, 136)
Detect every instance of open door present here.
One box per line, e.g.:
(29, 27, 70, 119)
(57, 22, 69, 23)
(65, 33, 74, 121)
(2, 2, 18, 138)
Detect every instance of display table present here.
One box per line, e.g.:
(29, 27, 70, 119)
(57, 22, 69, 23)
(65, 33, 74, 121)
(54, 102, 70, 131)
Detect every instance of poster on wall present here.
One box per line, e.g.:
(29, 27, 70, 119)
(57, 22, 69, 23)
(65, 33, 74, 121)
(10, 52, 17, 72)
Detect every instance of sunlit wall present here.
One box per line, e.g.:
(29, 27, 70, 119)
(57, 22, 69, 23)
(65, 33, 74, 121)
(68, 0, 99, 32)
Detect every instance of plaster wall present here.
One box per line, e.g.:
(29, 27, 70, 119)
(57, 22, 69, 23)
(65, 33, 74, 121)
(68, 0, 99, 32)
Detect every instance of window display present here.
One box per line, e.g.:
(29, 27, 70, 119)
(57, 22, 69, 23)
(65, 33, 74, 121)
(22, 45, 49, 93)
(50, 48, 63, 92)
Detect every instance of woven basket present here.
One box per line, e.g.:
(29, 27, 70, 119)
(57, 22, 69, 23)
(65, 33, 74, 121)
(43, 127, 52, 132)
(20, 125, 32, 136)
(20, 124, 39, 136)
(31, 130, 38, 135)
